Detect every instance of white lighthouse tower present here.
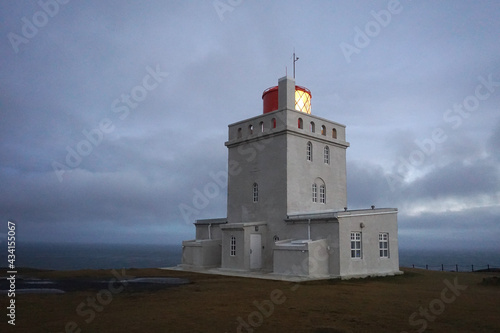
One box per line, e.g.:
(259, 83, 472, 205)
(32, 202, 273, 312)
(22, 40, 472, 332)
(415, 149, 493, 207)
(181, 76, 400, 279)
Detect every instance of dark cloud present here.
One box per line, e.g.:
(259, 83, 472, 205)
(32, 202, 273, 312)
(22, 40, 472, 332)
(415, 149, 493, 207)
(347, 161, 395, 209)
(488, 118, 500, 160)
(404, 159, 499, 200)
(1, 1, 499, 247)
(399, 206, 500, 250)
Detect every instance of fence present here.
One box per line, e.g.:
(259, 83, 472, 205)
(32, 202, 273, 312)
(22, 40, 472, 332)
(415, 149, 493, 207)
(408, 263, 499, 272)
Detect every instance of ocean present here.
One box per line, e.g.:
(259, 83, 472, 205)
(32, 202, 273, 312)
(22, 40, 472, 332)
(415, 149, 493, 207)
(3, 242, 182, 271)
(1, 242, 499, 272)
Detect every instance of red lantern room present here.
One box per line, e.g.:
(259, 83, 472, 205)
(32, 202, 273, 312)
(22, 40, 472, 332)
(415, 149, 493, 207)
(262, 84, 311, 114)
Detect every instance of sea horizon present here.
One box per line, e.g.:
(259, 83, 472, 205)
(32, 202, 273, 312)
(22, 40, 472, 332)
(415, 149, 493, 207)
(1, 241, 499, 272)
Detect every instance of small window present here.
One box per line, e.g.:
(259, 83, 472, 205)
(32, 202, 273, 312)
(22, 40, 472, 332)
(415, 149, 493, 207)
(310, 121, 315, 132)
(259, 121, 264, 132)
(312, 183, 317, 202)
(319, 184, 326, 203)
(249, 124, 253, 135)
(230, 236, 236, 256)
(332, 128, 337, 139)
(351, 232, 362, 258)
(271, 118, 276, 129)
(379, 233, 389, 258)
(253, 183, 258, 203)
(298, 118, 303, 129)
(324, 146, 330, 164)
(306, 142, 312, 161)
(237, 128, 242, 139)
(321, 125, 326, 136)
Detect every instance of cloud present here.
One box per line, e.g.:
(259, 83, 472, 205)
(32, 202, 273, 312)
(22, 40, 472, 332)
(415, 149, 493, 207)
(398, 205, 500, 250)
(0, 1, 499, 248)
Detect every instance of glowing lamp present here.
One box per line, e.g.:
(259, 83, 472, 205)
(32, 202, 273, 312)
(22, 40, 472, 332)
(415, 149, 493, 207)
(294, 86, 311, 114)
(262, 85, 312, 114)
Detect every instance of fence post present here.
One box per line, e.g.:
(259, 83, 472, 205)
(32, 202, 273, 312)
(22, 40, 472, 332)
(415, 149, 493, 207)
(471, 264, 474, 272)
(426, 264, 428, 270)
(455, 264, 458, 272)
(412, 264, 414, 268)
(441, 264, 444, 271)
(487, 264, 490, 271)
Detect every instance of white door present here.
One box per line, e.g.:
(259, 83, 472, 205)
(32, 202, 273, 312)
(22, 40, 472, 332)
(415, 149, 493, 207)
(250, 234, 262, 269)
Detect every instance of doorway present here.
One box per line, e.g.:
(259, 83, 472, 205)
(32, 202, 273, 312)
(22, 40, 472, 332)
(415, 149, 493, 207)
(250, 234, 262, 269)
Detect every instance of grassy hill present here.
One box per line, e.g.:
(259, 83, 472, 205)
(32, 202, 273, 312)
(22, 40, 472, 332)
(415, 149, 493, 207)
(1, 267, 499, 332)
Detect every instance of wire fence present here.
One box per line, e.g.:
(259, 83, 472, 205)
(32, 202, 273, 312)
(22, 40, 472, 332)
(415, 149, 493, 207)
(408, 263, 500, 272)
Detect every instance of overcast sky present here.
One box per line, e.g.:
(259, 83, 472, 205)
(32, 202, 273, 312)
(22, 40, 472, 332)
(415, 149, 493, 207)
(1, 0, 499, 250)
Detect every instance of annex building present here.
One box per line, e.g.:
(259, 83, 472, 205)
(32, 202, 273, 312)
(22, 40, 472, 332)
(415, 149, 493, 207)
(181, 76, 401, 279)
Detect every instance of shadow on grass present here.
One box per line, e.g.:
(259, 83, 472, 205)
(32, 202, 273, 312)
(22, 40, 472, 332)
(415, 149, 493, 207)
(295, 270, 421, 287)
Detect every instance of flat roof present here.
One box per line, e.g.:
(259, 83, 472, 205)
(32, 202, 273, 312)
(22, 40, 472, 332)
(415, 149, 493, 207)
(285, 208, 397, 222)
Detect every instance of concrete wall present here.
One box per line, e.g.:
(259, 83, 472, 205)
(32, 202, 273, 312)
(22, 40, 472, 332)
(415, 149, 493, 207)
(221, 227, 246, 270)
(338, 209, 400, 278)
(225, 130, 288, 225)
(181, 239, 221, 268)
(280, 221, 340, 276)
(286, 134, 348, 213)
(220, 223, 267, 271)
(225, 110, 289, 271)
(195, 219, 225, 240)
(310, 222, 340, 276)
(273, 239, 330, 277)
(284, 109, 349, 214)
(273, 240, 309, 276)
(306, 239, 330, 277)
(224, 105, 350, 272)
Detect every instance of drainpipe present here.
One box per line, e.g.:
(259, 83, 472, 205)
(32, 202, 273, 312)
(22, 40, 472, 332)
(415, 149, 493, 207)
(307, 219, 311, 240)
(208, 223, 212, 240)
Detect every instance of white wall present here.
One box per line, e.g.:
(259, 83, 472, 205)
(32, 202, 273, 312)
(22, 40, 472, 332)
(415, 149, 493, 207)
(338, 209, 400, 278)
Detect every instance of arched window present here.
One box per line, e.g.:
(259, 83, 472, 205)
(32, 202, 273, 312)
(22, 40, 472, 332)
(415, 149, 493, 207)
(271, 118, 276, 129)
(306, 142, 312, 161)
(230, 236, 236, 256)
(324, 146, 330, 164)
(298, 118, 303, 129)
(237, 128, 242, 139)
(310, 121, 315, 133)
(321, 125, 326, 136)
(319, 184, 326, 204)
(312, 183, 317, 203)
(249, 124, 253, 135)
(259, 121, 264, 132)
(332, 128, 337, 139)
(253, 183, 258, 202)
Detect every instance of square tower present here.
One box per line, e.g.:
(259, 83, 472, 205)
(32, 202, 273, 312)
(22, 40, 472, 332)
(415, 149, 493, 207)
(222, 77, 349, 270)
(225, 76, 350, 223)
(181, 76, 399, 279)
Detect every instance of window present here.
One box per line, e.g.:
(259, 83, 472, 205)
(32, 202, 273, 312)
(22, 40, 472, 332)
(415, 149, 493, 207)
(379, 233, 389, 258)
(332, 128, 337, 139)
(312, 183, 317, 202)
(319, 184, 326, 203)
(249, 124, 253, 135)
(271, 118, 276, 129)
(351, 232, 362, 258)
(253, 183, 258, 202)
(298, 118, 303, 129)
(321, 125, 326, 136)
(237, 128, 242, 139)
(306, 142, 312, 161)
(230, 236, 236, 256)
(310, 121, 315, 132)
(324, 146, 330, 164)
(259, 121, 264, 132)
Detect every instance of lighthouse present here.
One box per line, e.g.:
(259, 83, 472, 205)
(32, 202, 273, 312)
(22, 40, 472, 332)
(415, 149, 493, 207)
(181, 76, 401, 279)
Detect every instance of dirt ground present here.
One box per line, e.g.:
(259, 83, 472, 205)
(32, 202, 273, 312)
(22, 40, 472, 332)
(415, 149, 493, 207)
(1, 267, 499, 332)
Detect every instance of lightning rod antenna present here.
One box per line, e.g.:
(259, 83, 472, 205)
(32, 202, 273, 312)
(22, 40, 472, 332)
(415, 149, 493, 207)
(293, 50, 299, 79)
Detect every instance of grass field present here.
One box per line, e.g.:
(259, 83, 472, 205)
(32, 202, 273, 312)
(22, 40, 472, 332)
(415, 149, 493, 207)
(1, 267, 499, 332)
